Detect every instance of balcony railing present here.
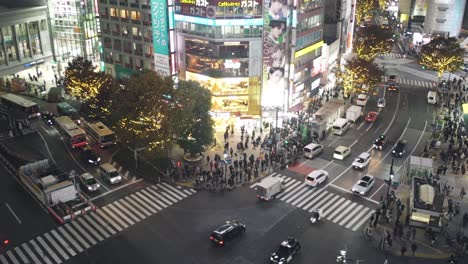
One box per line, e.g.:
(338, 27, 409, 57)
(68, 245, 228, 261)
(143, 21, 150, 25)
(112, 31, 120, 36)
(143, 37, 151, 42)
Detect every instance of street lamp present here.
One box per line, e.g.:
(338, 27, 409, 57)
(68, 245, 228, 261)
(387, 159, 394, 199)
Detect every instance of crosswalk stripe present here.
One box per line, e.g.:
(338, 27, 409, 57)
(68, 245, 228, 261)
(150, 186, 179, 204)
(44, 232, 69, 261)
(284, 184, 311, 203)
(131, 193, 160, 213)
(326, 200, 351, 220)
(120, 198, 147, 219)
(6, 250, 19, 264)
(89, 213, 116, 236)
(345, 207, 370, 229)
(303, 191, 329, 211)
(115, 199, 144, 222)
(37, 236, 61, 264)
(143, 188, 172, 207)
(84, 214, 110, 239)
(339, 204, 363, 226)
(124, 196, 152, 217)
(77, 217, 103, 242)
(96, 209, 124, 232)
(30, 239, 53, 264)
(22, 243, 41, 264)
(315, 194, 340, 212)
(71, 221, 96, 246)
(352, 210, 375, 231)
(295, 189, 323, 208)
(279, 182, 306, 201)
(106, 203, 135, 226)
(291, 188, 318, 206)
(57, 226, 83, 252)
(66, 223, 92, 248)
(321, 197, 346, 218)
(134, 191, 163, 211)
(309, 192, 335, 212)
(14, 247, 29, 263)
(332, 202, 359, 223)
(0, 254, 8, 264)
(181, 188, 194, 195)
(100, 206, 129, 229)
(276, 180, 302, 199)
(161, 183, 188, 198)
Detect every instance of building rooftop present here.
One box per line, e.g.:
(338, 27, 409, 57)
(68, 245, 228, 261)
(412, 177, 445, 213)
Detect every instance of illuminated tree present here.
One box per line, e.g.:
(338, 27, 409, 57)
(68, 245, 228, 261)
(336, 57, 384, 96)
(419, 37, 463, 78)
(173, 80, 214, 156)
(111, 71, 175, 152)
(355, 0, 377, 23)
(64, 57, 100, 101)
(354, 25, 393, 61)
(378, 0, 386, 10)
(83, 73, 117, 122)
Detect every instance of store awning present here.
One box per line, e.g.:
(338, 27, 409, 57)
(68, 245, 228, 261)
(288, 103, 304, 112)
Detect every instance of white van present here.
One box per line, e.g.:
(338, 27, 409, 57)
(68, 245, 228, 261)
(427, 91, 437, 104)
(99, 163, 122, 184)
(332, 118, 350, 135)
(355, 94, 369, 106)
(333, 146, 351, 160)
(303, 143, 324, 159)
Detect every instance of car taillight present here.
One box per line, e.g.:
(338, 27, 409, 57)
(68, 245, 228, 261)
(219, 241, 224, 245)
(210, 236, 214, 240)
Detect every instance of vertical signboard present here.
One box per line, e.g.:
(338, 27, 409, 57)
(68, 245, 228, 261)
(151, 0, 171, 76)
(262, 0, 288, 108)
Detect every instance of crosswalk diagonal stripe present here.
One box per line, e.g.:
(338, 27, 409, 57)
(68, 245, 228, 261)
(321, 197, 346, 218)
(276, 180, 302, 199)
(295, 189, 324, 208)
(37, 236, 61, 264)
(131, 193, 160, 212)
(291, 188, 318, 206)
(332, 203, 359, 223)
(285, 184, 311, 203)
(22, 243, 41, 264)
(152, 185, 179, 203)
(14, 247, 30, 263)
(44, 233, 69, 261)
(278, 181, 304, 200)
(352, 210, 375, 231)
(120, 197, 148, 219)
(30, 239, 53, 264)
(316, 194, 340, 212)
(281, 177, 297, 187)
(113, 200, 141, 223)
(64, 224, 90, 249)
(302, 191, 329, 211)
(124, 196, 152, 217)
(77, 217, 103, 242)
(96, 209, 124, 232)
(101, 206, 128, 229)
(161, 182, 188, 198)
(181, 188, 194, 195)
(339, 204, 364, 226)
(70, 221, 96, 246)
(134, 191, 163, 211)
(345, 207, 370, 229)
(308, 193, 336, 212)
(107, 203, 135, 226)
(143, 188, 172, 207)
(325, 200, 351, 220)
(84, 214, 110, 239)
(6, 250, 19, 264)
(57, 226, 83, 252)
(46, 229, 76, 260)
(0, 254, 8, 264)
(89, 212, 116, 236)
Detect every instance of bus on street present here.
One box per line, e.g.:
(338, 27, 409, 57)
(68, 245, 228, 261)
(55, 116, 87, 148)
(84, 121, 116, 148)
(56, 102, 80, 123)
(0, 93, 40, 119)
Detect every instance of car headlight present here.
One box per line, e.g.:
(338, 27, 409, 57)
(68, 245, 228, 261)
(96, 184, 100, 189)
(97, 157, 101, 162)
(360, 191, 365, 195)
(88, 159, 94, 163)
(399, 152, 402, 155)
(392, 150, 396, 153)
(87, 186, 93, 191)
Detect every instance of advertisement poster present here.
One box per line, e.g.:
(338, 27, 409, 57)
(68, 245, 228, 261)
(174, 0, 261, 18)
(151, 0, 171, 76)
(262, 0, 288, 108)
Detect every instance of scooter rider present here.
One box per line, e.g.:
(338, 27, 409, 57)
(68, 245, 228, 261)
(311, 208, 323, 223)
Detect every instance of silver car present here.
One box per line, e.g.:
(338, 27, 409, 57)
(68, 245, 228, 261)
(79, 173, 101, 192)
(377, 98, 386, 107)
(352, 175, 375, 196)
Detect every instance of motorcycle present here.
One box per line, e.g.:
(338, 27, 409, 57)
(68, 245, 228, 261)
(310, 208, 323, 224)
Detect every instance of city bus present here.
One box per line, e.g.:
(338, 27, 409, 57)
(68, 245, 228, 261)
(56, 102, 80, 123)
(0, 93, 40, 119)
(55, 116, 87, 148)
(83, 121, 116, 148)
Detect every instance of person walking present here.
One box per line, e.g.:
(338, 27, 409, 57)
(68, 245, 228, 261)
(400, 245, 407, 256)
(411, 243, 418, 256)
(412, 227, 416, 240)
(461, 186, 466, 199)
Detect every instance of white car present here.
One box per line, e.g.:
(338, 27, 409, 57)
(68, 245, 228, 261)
(78, 173, 101, 192)
(352, 175, 375, 196)
(333, 146, 351, 160)
(303, 143, 323, 159)
(352, 152, 371, 169)
(305, 170, 329, 187)
(377, 98, 386, 107)
(355, 94, 369, 106)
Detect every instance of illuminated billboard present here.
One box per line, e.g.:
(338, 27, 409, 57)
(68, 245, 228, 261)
(174, 0, 261, 18)
(262, 0, 289, 108)
(151, 0, 171, 75)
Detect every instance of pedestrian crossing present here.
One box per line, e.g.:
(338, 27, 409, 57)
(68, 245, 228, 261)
(380, 52, 405, 58)
(382, 76, 437, 88)
(0, 183, 196, 264)
(250, 173, 375, 232)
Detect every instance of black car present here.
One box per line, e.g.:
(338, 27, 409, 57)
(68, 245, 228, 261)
(81, 148, 101, 165)
(270, 238, 301, 263)
(210, 220, 246, 245)
(373, 135, 386, 150)
(392, 140, 407, 157)
(41, 112, 55, 125)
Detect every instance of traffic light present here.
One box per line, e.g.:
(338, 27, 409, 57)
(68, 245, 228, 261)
(422, 65, 426, 69)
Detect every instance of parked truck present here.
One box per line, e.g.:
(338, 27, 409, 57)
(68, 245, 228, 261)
(255, 176, 285, 200)
(18, 159, 96, 224)
(346, 105, 362, 122)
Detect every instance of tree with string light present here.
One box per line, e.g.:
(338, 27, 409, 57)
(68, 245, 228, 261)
(355, 0, 377, 24)
(419, 37, 463, 78)
(335, 57, 384, 97)
(354, 25, 393, 61)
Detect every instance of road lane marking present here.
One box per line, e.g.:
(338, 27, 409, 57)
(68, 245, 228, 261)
(77, 217, 103, 242)
(396, 121, 428, 179)
(383, 91, 401, 135)
(6, 250, 19, 264)
(308, 192, 334, 212)
(275, 180, 302, 199)
(123, 196, 152, 217)
(330, 184, 379, 205)
(38, 126, 57, 164)
(14, 247, 29, 263)
(113, 200, 141, 223)
(161, 183, 188, 199)
(315, 194, 340, 213)
(284, 184, 310, 203)
(65, 223, 91, 249)
(105, 204, 134, 226)
(320, 160, 334, 170)
(339, 204, 363, 226)
(88, 178, 144, 202)
(44, 232, 70, 261)
(37, 236, 62, 264)
(83, 215, 110, 239)
(332, 202, 358, 223)
(57, 226, 83, 252)
(0, 254, 8, 264)
(345, 207, 370, 229)
(327, 137, 340, 147)
(349, 139, 359, 149)
(326, 200, 351, 220)
(322, 197, 346, 218)
(21, 243, 41, 264)
(303, 191, 329, 211)
(141, 188, 171, 208)
(352, 210, 375, 231)
(89, 212, 115, 236)
(5, 202, 22, 224)
(71, 221, 97, 245)
(134, 191, 162, 211)
(357, 121, 366, 130)
(96, 209, 124, 232)
(151, 186, 179, 204)
(30, 239, 53, 264)
(295, 188, 323, 208)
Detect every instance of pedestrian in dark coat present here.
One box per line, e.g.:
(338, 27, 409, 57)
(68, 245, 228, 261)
(411, 243, 417, 256)
(400, 245, 407, 256)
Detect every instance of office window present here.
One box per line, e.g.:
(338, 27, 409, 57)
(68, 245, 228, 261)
(131, 11, 140, 20)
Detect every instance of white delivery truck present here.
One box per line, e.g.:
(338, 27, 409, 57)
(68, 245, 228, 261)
(256, 176, 285, 200)
(346, 105, 362, 122)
